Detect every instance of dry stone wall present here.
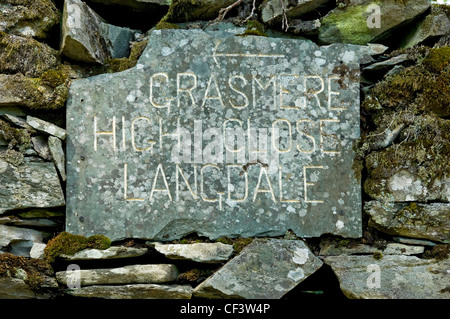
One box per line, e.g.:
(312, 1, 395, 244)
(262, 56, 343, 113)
(0, 0, 449, 301)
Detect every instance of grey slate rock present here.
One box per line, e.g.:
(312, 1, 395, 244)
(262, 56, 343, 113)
(65, 283, 193, 299)
(66, 29, 367, 241)
(30, 243, 47, 259)
(61, 0, 137, 64)
(31, 136, 52, 161)
(56, 264, 179, 286)
(365, 201, 450, 243)
(193, 239, 322, 299)
(325, 255, 450, 299)
(319, 242, 424, 256)
(0, 224, 48, 252)
(0, 159, 65, 214)
(59, 246, 148, 260)
(48, 136, 66, 181)
(364, 54, 410, 72)
(151, 242, 234, 263)
(260, 0, 332, 25)
(27, 116, 67, 140)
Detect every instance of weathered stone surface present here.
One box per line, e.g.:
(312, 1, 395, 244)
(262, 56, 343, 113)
(0, 159, 65, 214)
(66, 29, 365, 241)
(0, 0, 60, 39)
(65, 283, 193, 299)
(61, 0, 136, 64)
(0, 32, 60, 78)
(0, 277, 37, 299)
(3, 114, 36, 133)
(0, 106, 25, 117)
(163, 0, 237, 22)
(151, 242, 234, 263)
(0, 225, 48, 251)
(27, 116, 67, 140)
(393, 236, 437, 247)
(60, 246, 148, 260)
(325, 255, 450, 299)
(401, 6, 450, 49)
(318, 0, 431, 45)
(364, 54, 410, 72)
(57, 264, 179, 286)
(193, 239, 322, 299)
(0, 74, 68, 110)
(365, 201, 450, 243)
(48, 136, 66, 181)
(320, 241, 424, 256)
(59, 264, 162, 286)
(31, 136, 52, 161)
(0, 216, 57, 228)
(30, 243, 47, 259)
(261, 0, 332, 25)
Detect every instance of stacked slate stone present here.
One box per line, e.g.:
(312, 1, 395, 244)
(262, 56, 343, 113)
(0, 0, 449, 299)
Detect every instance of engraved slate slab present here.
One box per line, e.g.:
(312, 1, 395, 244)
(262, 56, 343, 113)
(66, 29, 365, 241)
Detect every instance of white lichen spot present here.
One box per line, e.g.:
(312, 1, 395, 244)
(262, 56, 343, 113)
(287, 268, 304, 281)
(336, 220, 344, 229)
(292, 248, 309, 265)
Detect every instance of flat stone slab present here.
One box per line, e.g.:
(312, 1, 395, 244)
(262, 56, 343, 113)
(66, 29, 366, 241)
(319, 242, 424, 256)
(0, 159, 65, 214)
(60, 246, 148, 260)
(325, 255, 450, 299)
(65, 283, 192, 299)
(56, 264, 179, 286)
(193, 239, 323, 299)
(151, 242, 234, 263)
(27, 116, 67, 140)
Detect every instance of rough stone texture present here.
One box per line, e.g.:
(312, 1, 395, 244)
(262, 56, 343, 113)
(325, 255, 450, 299)
(0, 32, 60, 78)
(193, 239, 322, 299)
(0, 277, 37, 299)
(65, 283, 193, 299)
(365, 201, 450, 243)
(3, 114, 36, 133)
(0, 106, 25, 117)
(261, 0, 332, 25)
(364, 54, 410, 72)
(48, 136, 66, 181)
(0, 225, 48, 251)
(0, 216, 57, 228)
(27, 116, 67, 140)
(31, 136, 52, 161)
(318, 0, 431, 44)
(0, 159, 65, 214)
(0, 0, 60, 39)
(151, 242, 234, 263)
(401, 6, 450, 49)
(320, 242, 424, 256)
(61, 0, 136, 64)
(164, 0, 237, 22)
(30, 243, 46, 259)
(0, 74, 69, 110)
(66, 29, 367, 241)
(60, 246, 148, 260)
(56, 264, 179, 286)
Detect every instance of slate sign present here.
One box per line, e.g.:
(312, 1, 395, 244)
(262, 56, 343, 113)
(66, 29, 364, 241)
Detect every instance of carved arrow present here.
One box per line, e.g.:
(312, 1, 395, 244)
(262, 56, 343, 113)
(212, 41, 286, 68)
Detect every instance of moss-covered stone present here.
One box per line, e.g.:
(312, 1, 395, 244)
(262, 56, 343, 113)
(0, 31, 60, 78)
(238, 20, 268, 37)
(106, 40, 148, 73)
(0, 118, 31, 152)
(0, 252, 53, 293)
(162, 0, 237, 23)
(44, 232, 111, 263)
(177, 268, 213, 284)
(155, 21, 182, 30)
(423, 244, 449, 260)
(0, 0, 60, 39)
(0, 72, 69, 110)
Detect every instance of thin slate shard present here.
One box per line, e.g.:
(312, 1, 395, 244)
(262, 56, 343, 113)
(66, 29, 364, 241)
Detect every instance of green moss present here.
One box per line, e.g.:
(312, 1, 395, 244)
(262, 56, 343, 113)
(161, 0, 203, 22)
(422, 47, 450, 73)
(217, 236, 234, 245)
(372, 252, 383, 260)
(233, 238, 253, 254)
(40, 68, 69, 88)
(44, 231, 111, 263)
(423, 244, 449, 260)
(320, 1, 381, 44)
(238, 20, 268, 37)
(106, 40, 148, 73)
(177, 268, 213, 284)
(155, 21, 181, 30)
(0, 252, 53, 293)
(0, 118, 31, 151)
